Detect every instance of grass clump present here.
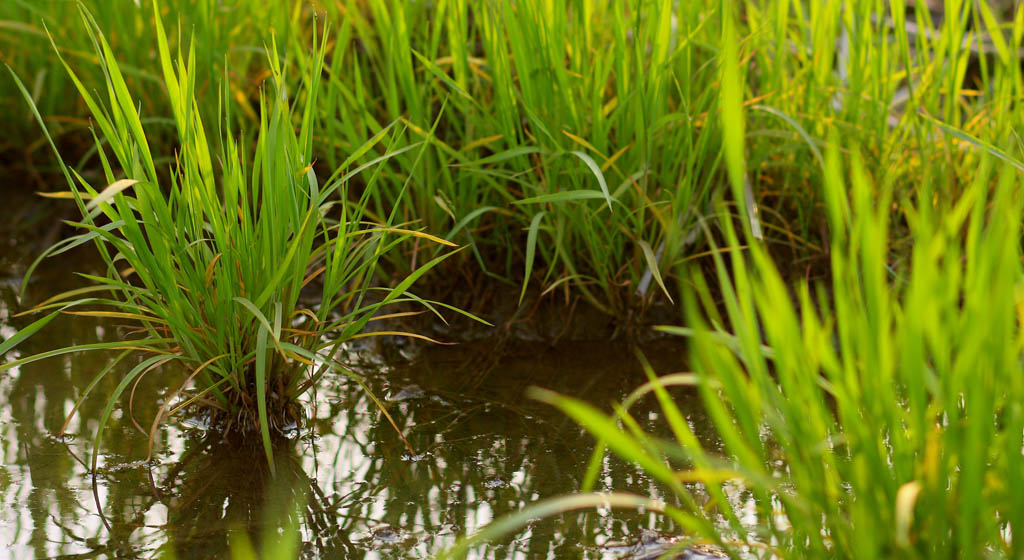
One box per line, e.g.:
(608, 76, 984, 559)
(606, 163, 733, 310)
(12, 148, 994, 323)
(0, 6, 462, 468)
(313, 0, 724, 316)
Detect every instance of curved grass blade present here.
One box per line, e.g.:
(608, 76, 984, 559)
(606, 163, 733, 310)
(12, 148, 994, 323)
(335, 121, 400, 172)
(18, 222, 124, 299)
(655, 325, 776, 359)
(147, 353, 229, 461)
(445, 205, 501, 240)
(513, 190, 615, 206)
(85, 178, 141, 210)
(328, 142, 424, 195)
(63, 311, 166, 324)
(282, 344, 417, 457)
(355, 227, 457, 247)
(452, 146, 544, 167)
(569, 150, 613, 212)
(638, 239, 673, 303)
(350, 372, 417, 456)
(372, 293, 494, 327)
(0, 310, 61, 356)
(410, 49, 480, 109)
(91, 355, 176, 473)
(348, 331, 455, 345)
(58, 350, 132, 436)
(381, 247, 465, 306)
(0, 338, 174, 373)
(432, 493, 699, 560)
(581, 372, 700, 492)
(752, 104, 825, 170)
(921, 112, 1024, 172)
(529, 387, 687, 494)
(232, 298, 285, 357)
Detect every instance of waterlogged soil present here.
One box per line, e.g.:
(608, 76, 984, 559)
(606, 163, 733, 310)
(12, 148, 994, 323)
(0, 194, 735, 559)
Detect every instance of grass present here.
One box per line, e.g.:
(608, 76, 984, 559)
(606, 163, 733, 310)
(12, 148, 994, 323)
(440, 123, 1024, 560)
(0, 4, 467, 469)
(0, 1, 788, 318)
(432, 2, 1024, 558)
(5, 0, 1022, 319)
(308, 0, 725, 315)
(0, 0, 288, 156)
(2, 0, 1024, 556)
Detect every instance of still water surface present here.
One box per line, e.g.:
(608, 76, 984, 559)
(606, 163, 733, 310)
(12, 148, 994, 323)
(0, 198, 722, 559)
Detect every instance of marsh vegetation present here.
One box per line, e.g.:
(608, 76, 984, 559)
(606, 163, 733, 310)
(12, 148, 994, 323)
(1, 0, 1023, 558)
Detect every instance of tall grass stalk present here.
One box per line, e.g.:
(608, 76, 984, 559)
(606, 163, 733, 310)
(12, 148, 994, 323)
(0, 5, 464, 469)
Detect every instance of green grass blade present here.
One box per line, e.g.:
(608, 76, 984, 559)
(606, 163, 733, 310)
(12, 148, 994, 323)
(570, 150, 613, 212)
(921, 113, 1024, 172)
(0, 338, 175, 373)
(513, 190, 615, 206)
(254, 324, 274, 474)
(519, 211, 545, 305)
(638, 240, 673, 303)
(0, 310, 61, 356)
(432, 493, 697, 560)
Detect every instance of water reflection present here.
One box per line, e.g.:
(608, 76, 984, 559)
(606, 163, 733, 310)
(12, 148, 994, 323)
(0, 237, 718, 558)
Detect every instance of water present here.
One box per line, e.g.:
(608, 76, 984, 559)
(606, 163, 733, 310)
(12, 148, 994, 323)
(0, 194, 722, 559)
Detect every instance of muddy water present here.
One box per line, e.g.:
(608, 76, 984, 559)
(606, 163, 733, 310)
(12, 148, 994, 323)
(0, 197, 722, 559)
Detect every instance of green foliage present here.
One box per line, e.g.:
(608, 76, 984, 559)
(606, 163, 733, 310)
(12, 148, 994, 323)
(7, 0, 1024, 318)
(432, 1, 1024, 552)
(465, 140, 1024, 557)
(4, 0, 1024, 553)
(2, 4, 461, 468)
(0, 0, 291, 152)
(312, 0, 724, 315)
(672, 144, 1023, 557)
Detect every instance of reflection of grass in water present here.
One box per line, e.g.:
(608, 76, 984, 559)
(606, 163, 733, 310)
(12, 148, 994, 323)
(0, 310, 712, 558)
(3, 329, 700, 558)
(1, 3, 465, 471)
(158, 436, 306, 559)
(330, 345, 704, 558)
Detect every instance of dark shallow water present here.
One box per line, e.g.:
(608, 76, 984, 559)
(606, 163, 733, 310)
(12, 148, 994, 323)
(0, 193, 734, 559)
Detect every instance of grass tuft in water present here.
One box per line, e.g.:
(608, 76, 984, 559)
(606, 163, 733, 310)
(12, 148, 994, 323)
(1, 4, 467, 470)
